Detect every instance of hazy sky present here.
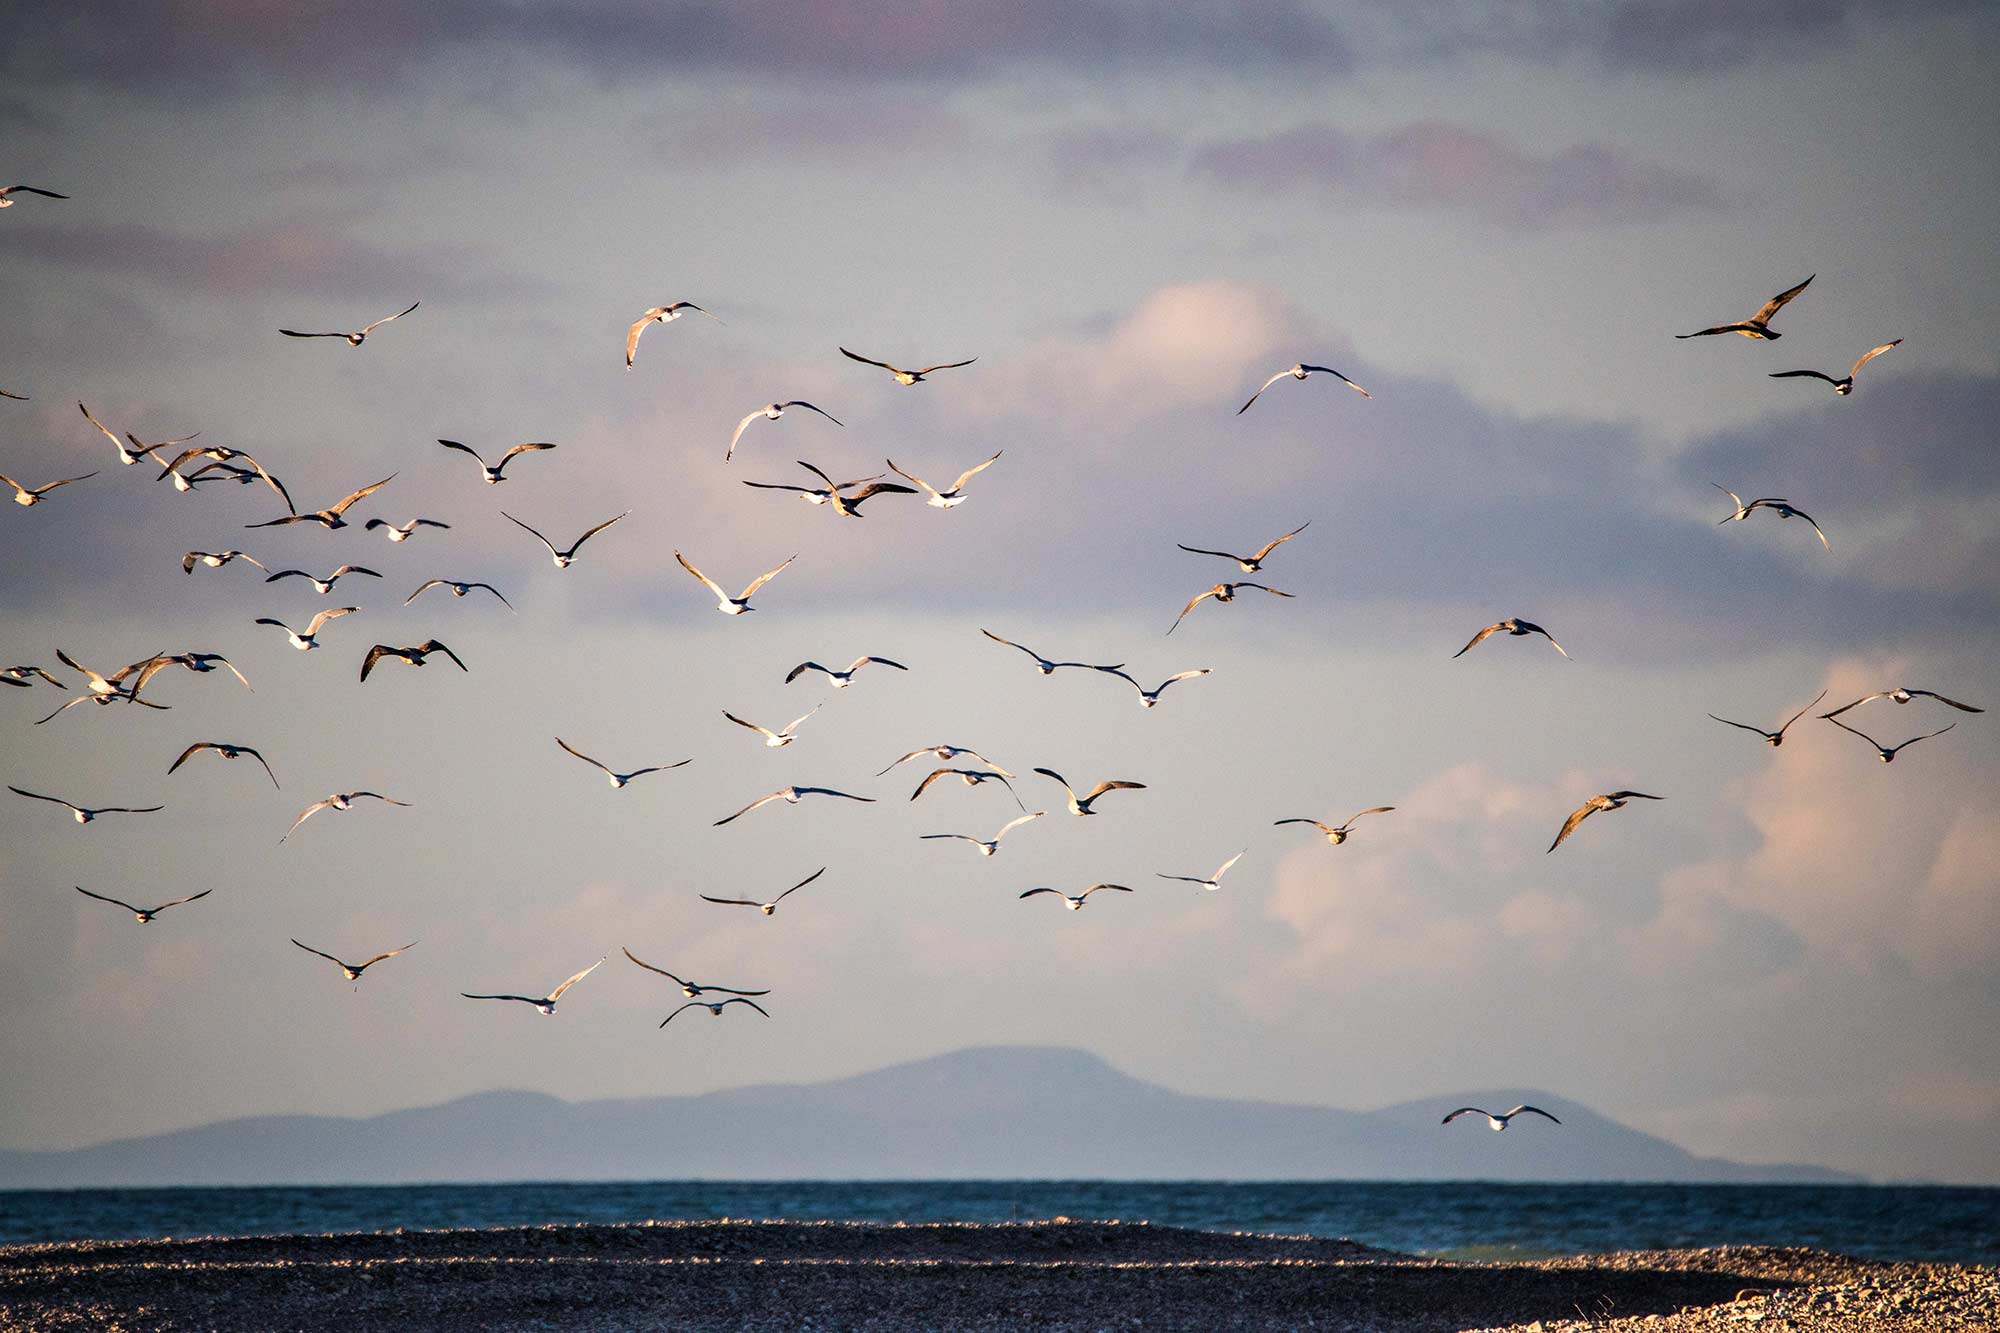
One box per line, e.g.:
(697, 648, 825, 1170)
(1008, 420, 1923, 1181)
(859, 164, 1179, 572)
(2, 1, 1997, 1184)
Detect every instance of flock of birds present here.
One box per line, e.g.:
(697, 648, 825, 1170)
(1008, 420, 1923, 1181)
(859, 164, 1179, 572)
(4, 176, 1984, 1139)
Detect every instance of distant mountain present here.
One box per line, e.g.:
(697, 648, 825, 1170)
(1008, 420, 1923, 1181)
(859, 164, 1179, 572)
(0, 1046, 1856, 1188)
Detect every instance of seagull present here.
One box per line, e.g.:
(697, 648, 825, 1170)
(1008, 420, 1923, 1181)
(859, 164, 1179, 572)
(921, 811, 1046, 857)
(169, 742, 279, 788)
(1176, 522, 1310, 573)
(360, 639, 467, 682)
(786, 656, 908, 689)
(1709, 690, 1829, 747)
(2, 665, 65, 687)
(885, 451, 1002, 508)
(75, 886, 210, 923)
(1442, 1105, 1562, 1132)
(676, 549, 795, 614)
(280, 301, 419, 346)
(1770, 340, 1901, 396)
(1020, 884, 1133, 911)
(1821, 688, 1984, 720)
(282, 791, 411, 842)
(555, 737, 691, 788)
(1, 470, 96, 506)
(182, 550, 267, 575)
(1548, 791, 1665, 853)
(1237, 364, 1370, 414)
(1675, 275, 1813, 340)
(1826, 717, 1956, 763)
(247, 474, 393, 530)
(1034, 768, 1145, 817)
(1157, 850, 1246, 891)
(154, 446, 292, 512)
(743, 461, 916, 516)
(1273, 807, 1395, 846)
(660, 996, 770, 1026)
(53, 647, 158, 701)
(839, 347, 976, 385)
(622, 949, 770, 998)
(1168, 582, 1292, 634)
(741, 464, 887, 508)
(1095, 667, 1211, 708)
(130, 652, 253, 694)
(0, 185, 68, 208)
(267, 565, 383, 594)
(910, 767, 1024, 809)
(979, 629, 1122, 676)
(365, 517, 451, 543)
(255, 606, 356, 651)
(34, 685, 168, 725)
(503, 511, 626, 568)
(436, 438, 556, 484)
(626, 302, 720, 368)
(405, 579, 514, 611)
(714, 785, 875, 826)
(1453, 619, 1571, 660)
(878, 745, 1012, 778)
(292, 938, 417, 982)
(1712, 486, 1830, 551)
(722, 706, 819, 749)
(77, 403, 169, 467)
(700, 866, 825, 915)
(11, 787, 164, 823)
(727, 401, 843, 463)
(462, 958, 605, 1015)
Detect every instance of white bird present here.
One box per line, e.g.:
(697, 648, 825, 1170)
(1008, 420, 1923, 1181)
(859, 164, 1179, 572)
(280, 301, 419, 346)
(910, 766, 1024, 809)
(1157, 850, 1246, 891)
(700, 866, 825, 915)
(727, 401, 843, 462)
(2, 664, 65, 687)
(626, 302, 720, 368)
(10, 786, 163, 823)
(182, 549, 266, 575)
(1034, 768, 1145, 817)
(920, 810, 1046, 857)
(266, 565, 383, 594)
(1237, 364, 1370, 414)
(786, 656, 908, 689)
(1, 469, 96, 506)
(839, 347, 976, 385)
(1442, 1105, 1561, 1131)
(980, 629, 1122, 676)
(622, 949, 770, 998)
(1712, 486, 1830, 552)
(722, 706, 820, 749)
(877, 745, 1012, 778)
(1453, 619, 1570, 660)
(436, 438, 556, 484)
(660, 996, 770, 1026)
(129, 652, 252, 694)
(885, 451, 1002, 508)
(405, 579, 514, 611)
(1826, 717, 1956, 764)
(153, 446, 292, 512)
(1095, 667, 1211, 708)
(1709, 689, 1829, 747)
(255, 606, 356, 651)
(1548, 791, 1664, 853)
(1274, 807, 1395, 846)
(282, 791, 411, 843)
(1676, 275, 1811, 340)
(53, 647, 155, 701)
(714, 785, 875, 826)
(364, 517, 451, 543)
(33, 684, 166, 724)
(1770, 339, 1901, 396)
(169, 741, 279, 788)
(1176, 521, 1309, 573)
(504, 511, 626, 568)
(555, 736, 691, 789)
(360, 639, 467, 682)
(462, 958, 605, 1016)
(0, 185, 69, 209)
(742, 461, 916, 516)
(1821, 688, 1983, 720)
(75, 885, 209, 923)
(292, 938, 417, 982)
(1169, 582, 1292, 634)
(676, 549, 795, 614)
(247, 474, 393, 530)
(1020, 883, 1132, 911)
(78, 403, 169, 467)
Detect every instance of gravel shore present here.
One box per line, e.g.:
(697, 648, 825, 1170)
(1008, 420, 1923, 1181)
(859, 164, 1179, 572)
(2, 1218, 1993, 1331)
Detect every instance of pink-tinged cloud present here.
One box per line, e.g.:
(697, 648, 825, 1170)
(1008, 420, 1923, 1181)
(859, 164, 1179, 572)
(1189, 121, 1720, 226)
(654, 93, 976, 165)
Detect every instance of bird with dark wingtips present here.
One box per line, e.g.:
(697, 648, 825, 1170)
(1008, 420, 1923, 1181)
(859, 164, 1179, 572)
(360, 639, 467, 682)
(1238, 364, 1369, 414)
(280, 301, 418, 346)
(1548, 791, 1664, 853)
(840, 347, 976, 385)
(699, 867, 826, 915)
(1770, 339, 1901, 396)
(1675, 275, 1812, 340)
(1453, 618, 1570, 660)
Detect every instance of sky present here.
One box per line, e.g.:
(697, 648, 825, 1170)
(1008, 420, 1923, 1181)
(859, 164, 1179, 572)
(2, 0, 1997, 1184)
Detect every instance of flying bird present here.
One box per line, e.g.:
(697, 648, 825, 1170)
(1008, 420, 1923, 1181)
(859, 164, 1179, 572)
(154, 445, 291, 511)
(405, 579, 513, 610)
(1273, 807, 1395, 846)
(1095, 666, 1211, 708)
(722, 706, 819, 749)
(1708, 690, 1829, 747)
(365, 517, 450, 543)
(280, 301, 419, 346)
(1770, 339, 1901, 396)
(920, 810, 1046, 857)
(1675, 275, 1812, 340)
(878, 745, 1012, 778)
(1168, 582, 1292, 634)
(169, 742, 279, 788)
(130, 652, 252, 694)
(714, 785, 875, 826)
(255, 606, 356, 651)
(622, 950, 769, 998)
(839, 347, 976, 385)
(1034, 768, 1145, 817)
(266, 565, 382, 594)
(743, 462, 915, 516)
(1825, 717, 1956, 763)
(626, 302, 719, 368)
(1, 469, 96, 506)
(247, 475, 393, 530)
(282, 791, 410, 842)
(1020, 883, 1132, 911)
(980, 629, 1121, 676)
(360, 639, 467, 682)
(462, 958, 605, 1015)
(75, 886, 209, 923)
(1157, 850, 1246, 891)
(292, 938, 417, 982)
(1237, 364, 1370, 414)
(2, 665, 65, 688)
(910, 766, 1023, 808)
(1548, 791, 1665, 853)
(676, 549, 795, 614)
(182, 550, 266, 575)
(436, 438, 556, 485)
(11, 787, 163, 823)
(77, 403, 171, 467)
(727, 401, 843, 463)
(555, 736, 691, 788)
(1176, 521, 1310, 573)
(885, 451, 1002, 508)
(785, 656, 908, 689)
(504, 511, 626, 568)
(1712, 486, 1830, 551)
(1442, 1105, 1561, 1132)
(660, 996, 770, 1026)
(0, 185, 68, 208)
(699, 866, 825, 915)
(1821, 688, 1983, 720)
(1453, 619, 1570, 660)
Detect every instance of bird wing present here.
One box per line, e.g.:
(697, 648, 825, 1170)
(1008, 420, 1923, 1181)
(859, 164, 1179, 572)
(1176, 544, 1244, 562)
(722, 711, 779, 740)
(1273, 818, 1333, 833)
(1753, 274, 1813, 324)
(727, 411, 762, 462)
(245, 747, 280, 788)
(1547, 800, 1600, 853)
(436, 439, 487, 467)
(1606, 791, 1665, 801)
(1850, 340, 1902, 376)
(4, 186, 69, 199)
(714, 790, 787, 825)
(658, 1002, 704, 1025)
(625, 316, 652, 367)
(839, 347, 897, 372)
(981, 629, 1040, 661)
(854, 656, 908, 673)
(676, 550, 730, 600)
(1453, 623, 1504, 658)
(328, 475, 395, 515)
(1237, 371, 1290, 414)
(336, 566, 384, 579)
(1212, 850, 1247, 880)
(350, 792, 411, 807)
(723, 997, 772, 1016)
(1155, 669, 1211, 693)
(1506, 1105, 1562, 1124)
(878, 747, 933, 776)
(995, 811, 1046, 838)
(1083, 780, 1145, 801)
(883, 458, 940, 497)
(291, 939, 347, 968)
(1032, 768, 1076, 801)
(405, 580, 447, 605)
(1243, 582, 1293, 598)
(1019, 888, 1064, 901)
(1768, 369, 1840, 386)
(462, 993, 543, 1005)
(1441, 1108, 1488, 1125)
(354, 943, 418, 969)
(785, 662, 827, 684)
(621, 947, 684, 983)
(497, 442, 556, 469)
(948, 451, 1003, 492)
(149, 890, 209, 910)
(1298, 365, 1371, 397)
(1793, 507, 1831, 551)
(547, 958, 605, 1002)
(796, 787, 874, 802)
(10, 786, 73, 810)
(1907, 690, 1984, 712)
(1819, 693, 1885, 719)
(305, 606, 358, 637)
(503, 512, 560, 556)
(1248, 521, 1311, 562)
(38, 472, 97, 493)
(75, 886, 145, 913)
(780, 705, 820, 735)
(1168, 589, 1218, 634)
(279, 329, 348, 339)
(1516, 621, 1570, 658)
(1779, 690, 1831, 732)
(418, 639, 468, 671)
(1346, 806, 1396, 825)
(740, 554, 797, 598)
(1893, 723, 1957, 753)
(359, 302, 420, 336)
(779, 867, 827, 900)
(569, 511, 629, 552)
(1826, 716, 1883, 748)
(1708, 714, 1770, 737)
(556, 737, 613, 775)
(1080, 883, 1133, 898)
(699, 895, 766, 908)
(785, 401, 842, 427)
(167, 742, 216, 773)
(910, 768, 954, 801)
(281, 799, 336, 840)
(913, 358, 976, 375)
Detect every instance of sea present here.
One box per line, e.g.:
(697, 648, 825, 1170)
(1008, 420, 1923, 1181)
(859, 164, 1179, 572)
(6, 1180, 1997, 1263)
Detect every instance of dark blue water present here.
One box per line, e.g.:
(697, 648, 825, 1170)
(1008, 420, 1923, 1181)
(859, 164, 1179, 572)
(5, 1180, 1996, 1263)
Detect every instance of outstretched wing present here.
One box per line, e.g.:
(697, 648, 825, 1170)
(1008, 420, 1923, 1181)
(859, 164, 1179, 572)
(1237, 370, 1290, 415)
(1752, 274, 1813, 324)
(1298, 365, 1371, 397)
(359, 302, 420, 336)
(547, 958, 605, 1002)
